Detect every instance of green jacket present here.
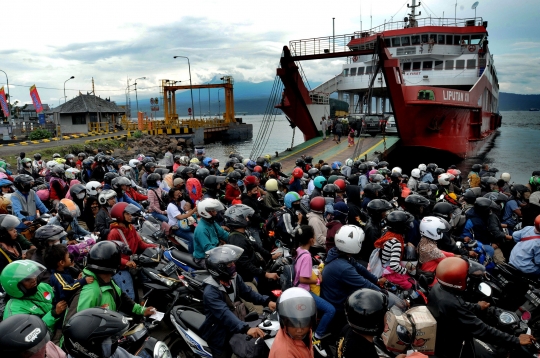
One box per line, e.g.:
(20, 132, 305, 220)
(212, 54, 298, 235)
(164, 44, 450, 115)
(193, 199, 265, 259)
(3, 282, 59, 333)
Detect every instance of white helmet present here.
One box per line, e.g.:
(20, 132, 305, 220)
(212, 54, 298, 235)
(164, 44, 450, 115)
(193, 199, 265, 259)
(334, 225, 365, 254)
(65, 168, 80, 180)
(501, 172, 511, 183)
(392, 167, 402, 175)
(242, 158, 251, 166)
(418, 164, 427, 172)
(419, 216, 451, 241)
(46, 160, 58, 170)
(411, 168, 421, 179)
(119, 165, 132, 177)
(197, 198, 225, 219)
(86, 181, 103, 196)
(129, 159, 140, 168)
(437, 173, 454, 186)
(345, 158, 354, 167)
(98, 189, 117, 205)
(179, 156, 190, 166)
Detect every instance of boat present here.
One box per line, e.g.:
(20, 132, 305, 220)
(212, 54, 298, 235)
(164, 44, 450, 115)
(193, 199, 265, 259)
(276, 0, 501, 159)
(530, 108, 539, 112)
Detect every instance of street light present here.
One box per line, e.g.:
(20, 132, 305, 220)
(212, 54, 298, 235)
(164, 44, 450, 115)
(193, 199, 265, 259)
(173, 56, 195, 120)
(64, 76, 74, 103)
(125, 82, 136, 120)
(134, 77, 146, 114)
(0, 70, 10, 122)
(217, 88, 222, 118)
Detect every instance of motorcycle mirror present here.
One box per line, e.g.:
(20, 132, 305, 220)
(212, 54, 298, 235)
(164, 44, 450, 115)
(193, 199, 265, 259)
(478, 282, 492, 297)
(456, 241, 463, 249)
(521, 311, 531, 322)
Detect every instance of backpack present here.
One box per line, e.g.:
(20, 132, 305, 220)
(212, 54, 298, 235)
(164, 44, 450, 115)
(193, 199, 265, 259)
(368, 248, 384, 278)
(279, 251, 308, 291)
(261, 209, 287, 238)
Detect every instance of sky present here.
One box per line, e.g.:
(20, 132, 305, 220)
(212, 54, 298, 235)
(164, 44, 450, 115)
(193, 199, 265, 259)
(0, 0, 538, 108)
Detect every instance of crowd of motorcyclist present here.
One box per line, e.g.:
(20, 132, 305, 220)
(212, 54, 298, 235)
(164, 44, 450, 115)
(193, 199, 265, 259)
(0, 148, 539, 358)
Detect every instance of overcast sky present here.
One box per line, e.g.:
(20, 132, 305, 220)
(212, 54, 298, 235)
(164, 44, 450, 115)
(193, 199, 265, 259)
(1, 0, 538, 107)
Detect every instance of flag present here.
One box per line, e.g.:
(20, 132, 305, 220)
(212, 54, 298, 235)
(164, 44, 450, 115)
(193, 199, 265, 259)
(0, 87, 9, 118)
(30, 85, 43, 113)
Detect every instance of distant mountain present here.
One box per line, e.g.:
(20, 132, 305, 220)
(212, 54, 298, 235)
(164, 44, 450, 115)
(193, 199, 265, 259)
(499, 93, 540, 111)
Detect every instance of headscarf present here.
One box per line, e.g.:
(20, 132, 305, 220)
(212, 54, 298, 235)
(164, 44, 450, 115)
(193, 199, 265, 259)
(418, 237, 445, 264)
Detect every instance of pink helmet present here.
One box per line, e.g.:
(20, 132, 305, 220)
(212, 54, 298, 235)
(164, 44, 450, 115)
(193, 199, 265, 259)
(36, 189, 50, 201)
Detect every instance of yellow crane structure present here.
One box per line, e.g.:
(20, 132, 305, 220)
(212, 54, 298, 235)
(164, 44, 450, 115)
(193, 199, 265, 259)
(162, 76, 235, 125)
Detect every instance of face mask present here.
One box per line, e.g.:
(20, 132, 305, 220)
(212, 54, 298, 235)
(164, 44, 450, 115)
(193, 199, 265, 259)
(77, 192, 86, 200)
(25, 163, 31, 168)
(227, 264, 236, 276)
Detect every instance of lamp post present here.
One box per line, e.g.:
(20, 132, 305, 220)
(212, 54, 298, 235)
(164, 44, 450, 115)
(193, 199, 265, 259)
(217, 88, 222, 118)
(125, 82, 136, 120)
(173, 56, 195, 120)
(64, 76, 74, 103)
(134, 77, 146, 114)
(0, 70, 10, 122)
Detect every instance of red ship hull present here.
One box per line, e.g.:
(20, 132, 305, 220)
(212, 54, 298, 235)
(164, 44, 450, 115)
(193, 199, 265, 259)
(380, 47, 502, 159)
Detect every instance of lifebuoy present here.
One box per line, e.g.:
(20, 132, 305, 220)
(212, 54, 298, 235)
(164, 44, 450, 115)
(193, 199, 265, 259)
(352, 56, 359, 62)
(468, 45, 476, 52)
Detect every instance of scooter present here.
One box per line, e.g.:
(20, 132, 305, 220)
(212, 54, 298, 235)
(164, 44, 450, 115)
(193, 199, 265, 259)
(119, 315, 172, 358)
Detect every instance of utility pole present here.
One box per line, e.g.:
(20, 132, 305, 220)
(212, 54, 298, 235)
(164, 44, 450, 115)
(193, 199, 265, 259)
(332, 18, 335, 52)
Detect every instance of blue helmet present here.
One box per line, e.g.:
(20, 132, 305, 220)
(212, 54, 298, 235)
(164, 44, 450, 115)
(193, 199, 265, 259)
(331, 161, 342, 170)
(203, 157, 213, 167)
(284, 192, 301, 209)
(314, 176, 327, 189)
(0, 179, 12, 187)
(246, 160, 256, 171)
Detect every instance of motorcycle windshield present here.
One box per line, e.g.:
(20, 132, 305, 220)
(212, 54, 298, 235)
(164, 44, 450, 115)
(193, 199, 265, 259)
(140, 219, 162, 238)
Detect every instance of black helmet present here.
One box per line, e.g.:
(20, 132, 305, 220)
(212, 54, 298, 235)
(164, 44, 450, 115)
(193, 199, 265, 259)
(432, 202, 454, 221)
(307, 168, 320, 178)
(227, 170, 242, 183)
(112, 159, 124, 167)
(146, 173, 161, 188)
(34, 225, 67, 248)
(270, 162, 282, 173)
(474, 197, 493, 216)
(154, 168, 170, 177)
(233, 163, 245, 171)
(358, 163, 368, 173)
(70, 183, 87, 200)
(510, 184, 530, 200)
(181, 166, 196, 179)
(0, 314, 50, 356)
(320, 165, 332, 178)
(174, 165, 185, 178)
(63, 308, 129, 358)
(78, 152, 87, 159)
(206, 244, 244, 282)
(277, 287, 316, 330)
(322, 184, 337, 198)
(255, 157, 268, 168)
(366, 199, 393, 216)
(111, 177, 131, 191)
(86, 241, 121, 274)
(345, 288, 388, 335)
(463, 189, 478, 204)
(471, 164, 481, 172)
(83, 159, 93, 169)
(14, 174, 34, 192)
(103, 172, 119, 186)
(434, 168, 445, 176)
(33, 153, 42, 160)
(304, 156, 313, 164)
(385, 211, 414, 234)
(404, 194, 430, 208)
(363, 183, 383, 199)
(416, 182, 432, 196)
(51, 166, 65, 178)
(196, 168, 210, 181)
(224, 205, 254, 229)
(426, 163, 438, 172)
(377, 161, 389, 169)
(295, 158, 305, 168)
(204, 175, 226, 190)
(144, 162, 157, 172)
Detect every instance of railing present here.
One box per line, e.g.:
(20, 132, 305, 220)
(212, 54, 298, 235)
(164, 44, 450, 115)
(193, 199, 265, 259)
(88, 122, 113, 133)
(124, 118, 229, 132)
(289, 33, 359, 57)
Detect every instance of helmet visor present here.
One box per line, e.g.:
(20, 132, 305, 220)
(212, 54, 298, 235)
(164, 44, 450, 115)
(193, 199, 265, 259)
(124, 204, 142, 216)
(277, 296, 316, 328)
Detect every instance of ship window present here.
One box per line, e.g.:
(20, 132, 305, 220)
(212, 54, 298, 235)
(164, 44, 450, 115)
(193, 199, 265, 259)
(392, 37, 401, 47)
(411, 35, 421, 45)
(456, 60, 465, 69)
(350, 67, 357, 76)
(461, 35, 471, 45)
(421, 34, 429, 43)
(437, 35, 445, 44)
(412, 61, 421, 70)
(446, 35, 453, 45)
(471, 34, 483, 44)
(343, 69, 349, 77)
(454, 35, 461, 45)
(357, 67, 365, 75)
(403, 62, 412, 71)
(445, 60, 454, 70)
(434, 61, 444, 70)
(384, 38, 391, 47)
(366, 66, 373, 74)
(401, 36, 411, 46)
(467, 59, 476, 69)
(423, 61, 433, 70)
(418, 90, 435, 100)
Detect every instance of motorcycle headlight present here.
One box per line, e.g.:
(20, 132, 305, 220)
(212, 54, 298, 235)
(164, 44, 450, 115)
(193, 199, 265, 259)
(153, 341, 172, 358)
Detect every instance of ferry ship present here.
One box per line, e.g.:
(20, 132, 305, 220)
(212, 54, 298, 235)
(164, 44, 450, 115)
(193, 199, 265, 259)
(277, 0, 501, 159)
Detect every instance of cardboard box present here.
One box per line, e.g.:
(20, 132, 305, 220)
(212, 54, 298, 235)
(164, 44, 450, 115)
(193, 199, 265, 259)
(381, 306, 437, 355)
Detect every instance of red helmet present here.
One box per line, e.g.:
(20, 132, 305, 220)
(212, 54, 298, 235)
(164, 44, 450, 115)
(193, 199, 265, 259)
(535, 215, 540, 232)
(243, 175, 258, 186)
(292, 168, 304, 179)
(447, 169, 461, 178)
(110, 202, 129, 221)
(253, 166, 263, 173)
(436, 257, 469, 291)
(310, 196, 326, 213)
(334, 179, 346, 192)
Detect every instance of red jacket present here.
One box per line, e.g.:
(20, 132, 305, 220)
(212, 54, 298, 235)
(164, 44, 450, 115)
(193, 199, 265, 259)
(125, 187, 148, 202)
(107, 223, 155, 267)
(224, 183, 241, 204)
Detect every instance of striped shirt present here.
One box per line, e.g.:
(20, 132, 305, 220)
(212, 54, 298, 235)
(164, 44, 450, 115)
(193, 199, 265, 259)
(381, 238, 406, 274)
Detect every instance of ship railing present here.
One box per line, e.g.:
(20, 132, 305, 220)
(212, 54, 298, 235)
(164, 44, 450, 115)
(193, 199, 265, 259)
(289, 33, 360, 57)
(309, 92, 330, 105)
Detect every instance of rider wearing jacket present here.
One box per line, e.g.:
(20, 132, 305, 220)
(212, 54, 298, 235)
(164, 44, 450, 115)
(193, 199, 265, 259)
(428, 257, 533, 358)
(509, 215, 540, 276)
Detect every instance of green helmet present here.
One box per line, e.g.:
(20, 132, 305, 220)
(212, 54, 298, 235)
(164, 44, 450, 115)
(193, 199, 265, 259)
(328, 175, 339, 184)
(314, 176, 327, 189)
(0, 260, 46, 298)
(21, 158, 32, 164)
(530, 176, 540, 186)
(0, 161, 7, 169)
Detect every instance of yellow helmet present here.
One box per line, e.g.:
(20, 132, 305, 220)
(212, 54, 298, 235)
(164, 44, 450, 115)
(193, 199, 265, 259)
(54, 158, 66, 164)
(266, 179, 278, 192)
(263, 154, 272, 161)
(190, 158, 200, 164)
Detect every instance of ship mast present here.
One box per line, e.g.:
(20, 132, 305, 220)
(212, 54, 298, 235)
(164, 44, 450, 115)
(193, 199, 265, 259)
(407, 0, 422, 27)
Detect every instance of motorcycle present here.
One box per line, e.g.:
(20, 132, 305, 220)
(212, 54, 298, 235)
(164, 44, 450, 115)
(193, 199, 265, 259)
(119, 315, 172, 358)
(18, 210, 51, 240)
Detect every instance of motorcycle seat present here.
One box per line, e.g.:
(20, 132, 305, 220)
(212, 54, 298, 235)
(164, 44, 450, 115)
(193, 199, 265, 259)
(180, 310, 205, 334)
(170, 249, 204, 270)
